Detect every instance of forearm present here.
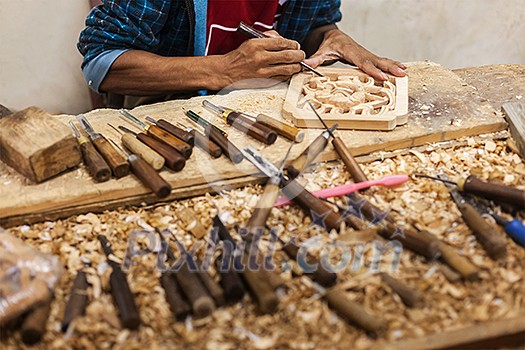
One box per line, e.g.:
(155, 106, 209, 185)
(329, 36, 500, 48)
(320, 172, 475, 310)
(100, 50, 228, 95)
(302, 24, 338, 58)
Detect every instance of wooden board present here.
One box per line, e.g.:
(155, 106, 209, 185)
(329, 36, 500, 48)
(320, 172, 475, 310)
(283, 67, 408, 130)
(502, 102, 525, 158)
(0, 62, 508, 227)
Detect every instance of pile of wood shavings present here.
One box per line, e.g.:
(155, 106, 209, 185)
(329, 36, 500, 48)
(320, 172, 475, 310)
(2, 137, 524, 350)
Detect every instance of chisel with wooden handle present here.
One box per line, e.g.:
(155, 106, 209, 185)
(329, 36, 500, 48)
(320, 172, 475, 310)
(159, 271, 191, 321)
(308, 101, 369, 183)
(145, 116, 194, 146)
(120, 109, 192, 159)
(77, 114, 130, 178)
(20, 296, 53, 345)
(286, 124, 338, 179)
(118, 126, 186, 171)
(203, 100, 277, 145)
(380, 273, 423, 308)
(98, 235, 141, 330)
(61, 270, 89, 332)
(177, 122, 223, 158)
(110, 140, 172, 198)
(69, 121, 111, 182)
(108, 123, 165, 171)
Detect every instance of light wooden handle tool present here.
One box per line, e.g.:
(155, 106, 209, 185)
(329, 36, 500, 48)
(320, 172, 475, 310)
(245, 181, 280, 235)
(79, 140, 111, 182)
(241, 265, 279, 314)
(287, 130, 330, 179)
(136, 133, 186, 171)
(148, 124, 192, 159)
(332, 137, 368, 183)
(437, 241, 480, 281)
(160, 272, 191, 321)
(121, 133, 164, 170)
(256, 113, 304, 143)
(174, 264, 216, 318)
(380, 273, 423, 308)
(92, 136, 129, 178)
(128, 155, 171, 198)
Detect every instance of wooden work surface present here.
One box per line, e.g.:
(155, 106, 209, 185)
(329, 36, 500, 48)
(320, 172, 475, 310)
(0, 62, 510, 227)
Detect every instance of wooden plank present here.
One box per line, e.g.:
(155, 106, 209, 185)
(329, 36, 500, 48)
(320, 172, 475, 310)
(0, 62, 507, 227)
(502, 102, 525, 159)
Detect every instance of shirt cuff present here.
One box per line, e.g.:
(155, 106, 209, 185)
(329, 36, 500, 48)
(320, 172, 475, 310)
(82, 49, 128, 93)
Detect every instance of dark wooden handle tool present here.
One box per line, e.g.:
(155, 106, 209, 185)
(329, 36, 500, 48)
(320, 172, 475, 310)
(128, 154, 172, 198)
(120, 132, 165, 170)
(225, 111, 277, 145)
(79, 140, 112, 182)
(21, 297, 53, 345)
(380, 273, 423, 308)
(173, 264, 216, 318)
(197, 271, 226, 307)
(332, 137, 368, 183)
(437, 241, 480, 281)
(458, 175, 525, 208)
(154, 118, 195, 146)
(92, 136, 130, 178)
(207, 127, 244, 163)
(286, 127, 334, 179)
(191, 129, 222, 158)
(61, 270, 89, 332)
(147, 124, 192, 159)
(256, 114, 305, 143)
(136, 132, 186, 171)
(160, 272, 191, 321)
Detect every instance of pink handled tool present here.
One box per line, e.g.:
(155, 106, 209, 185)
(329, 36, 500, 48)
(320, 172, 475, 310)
(274, 174, 410, 207)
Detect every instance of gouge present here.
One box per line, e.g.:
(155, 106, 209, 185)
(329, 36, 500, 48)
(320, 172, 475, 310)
(176, 122, 223, 158)
(110, 140, 172, 198)
(119, 109, 192, 159)
(108, 123, 165, 171)
(77, 114, 129, 178)
(308, 101, 369, 183)
(203, 100, 277, 145)
(118, 126, 185, 171)
(69, 120, 111, 182)
(185, 108, 228, 137)
(145, 116, 194, 146)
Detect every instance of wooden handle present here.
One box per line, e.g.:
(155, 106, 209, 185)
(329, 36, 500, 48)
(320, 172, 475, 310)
(21, 296, 53, 345)
(79, 141, 111, 182)
(148, 124, 192, 159)
(218, 266, 245, 304)
(380, 273, 423, 308)
(256, 114, 304, 142)
(281, 178, 343, 232)
(324, 288, 386, 336)
(287, 132, 329, 179)
(192, 129, 222, 158)
(137, 133, 185, 171)
(129, 155, 172, 198)
(122, 133, 165, 170)
(177, 207, 207, 239)
(174, 264, 215, 318)
(207, 127, 244, 164)
(241, 266, 279, 314)
(227, 112, 277, 145)
(109, 267, 141, 329)
(92, 136, 130, 178)
(197, 271, 226, 307)
(437, 241, 479, 281)
(61, 270, 89, 332)
(332, 137, 368, 183)
(246, 181, 280, 233)
(157, 119, 195, 146)
(459, 203, 507, 259)
(160, 272, 191, 321)
(460, 175, 525, 208)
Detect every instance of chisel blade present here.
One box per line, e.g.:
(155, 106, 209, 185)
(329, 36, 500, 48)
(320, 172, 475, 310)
(241, 146, 280, 179)
(119, 109, 147, 129)
(76, 114, 99, 139)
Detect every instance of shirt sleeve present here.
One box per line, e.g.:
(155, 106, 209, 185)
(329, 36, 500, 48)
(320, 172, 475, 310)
(77, 0, 172, 68)
(82, 49, 128, 93)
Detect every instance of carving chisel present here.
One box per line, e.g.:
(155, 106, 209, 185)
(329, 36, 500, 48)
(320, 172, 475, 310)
(109, 140, 172, 198)
(107, 123, 165, 171)
(237, 21, 324, 77)
(69, 121, 111, 182)
(118, 126, 185, 171)
(119, 109, 192, 159)
(308, 101, 369, 183)
(144, 116, 194, 146)
(286, 124, 338, 179)
(176, 122, 223, 158)
(77, 114, 130, 178)
(219, 105, 305, 143)
(61, 269, 89, 332)
(98, 235, 141, 329)
(203, 100, 277, 145)
(186, 110, 244, 163)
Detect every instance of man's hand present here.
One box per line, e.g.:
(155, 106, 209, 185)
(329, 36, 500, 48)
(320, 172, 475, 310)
(303, 28, 406, 81)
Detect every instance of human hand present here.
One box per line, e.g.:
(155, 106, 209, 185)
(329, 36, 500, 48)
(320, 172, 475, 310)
(303, 29, 406, 81)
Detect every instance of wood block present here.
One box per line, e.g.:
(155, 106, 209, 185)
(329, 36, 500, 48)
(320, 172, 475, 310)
(502, 102, 525, 159)
(283, 67, 408, 130)
(0, 107, 81, 183)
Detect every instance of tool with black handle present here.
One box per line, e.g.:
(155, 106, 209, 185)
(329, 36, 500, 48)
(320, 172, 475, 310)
(77, 114, 130, 178)
(118, 126, 186, 171)
(186, 110, 244, 163)
(120, 109, 192, 159)
(414, 173, 525, 209)
(203, 100, 277, 145)
(145, 116, 194, 146)
(286, 124, 338, 179)
(110, 139, 172, 198)
(69, 121, 111, 182)
(108, 123, 165, 171)
(176, 122, 223, 158)
(98, 235, 141, 329)
(61, 270, 89, 332)
(237, 21, 324, 77)
(308, 101, 368, 183)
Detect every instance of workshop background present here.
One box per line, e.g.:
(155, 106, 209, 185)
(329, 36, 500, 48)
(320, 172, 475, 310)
(0, 0, 524, 115)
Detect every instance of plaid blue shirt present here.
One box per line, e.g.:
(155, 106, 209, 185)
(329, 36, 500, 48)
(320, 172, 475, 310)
(78, 0, 342, 91)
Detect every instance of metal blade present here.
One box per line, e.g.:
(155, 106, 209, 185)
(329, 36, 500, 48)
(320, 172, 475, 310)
(77, 114, 98, 139)
(241, 146, 280, 179)
(68, 120, 81, 138)
(308, 101, 334, 138)
(119, 109, 147, 129)
(203, 100, 226, 114)
(145, 116, 157, 124)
